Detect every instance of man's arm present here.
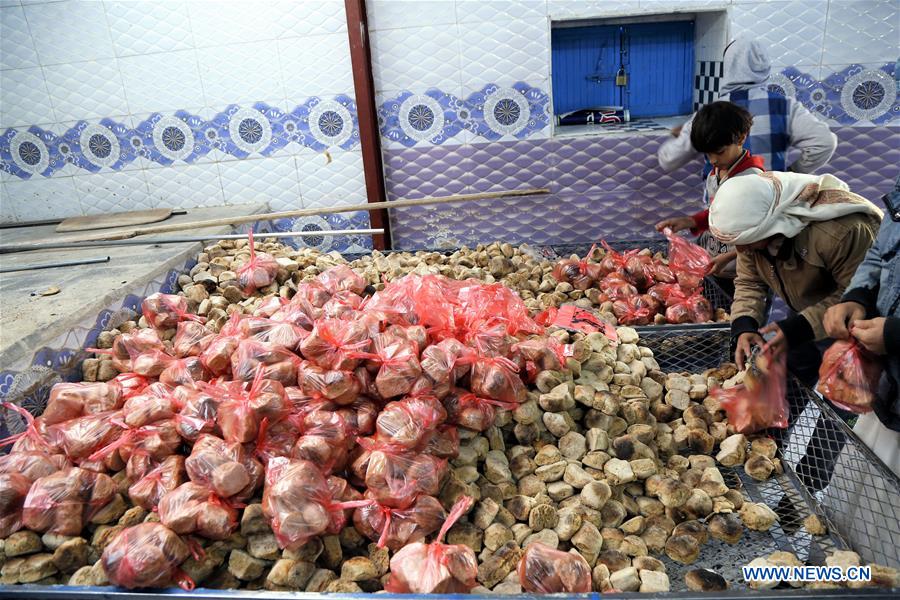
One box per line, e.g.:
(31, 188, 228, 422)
(787, 100, 838, 173)
(730, 250, 771, 337)
(658, 115, 701, 172)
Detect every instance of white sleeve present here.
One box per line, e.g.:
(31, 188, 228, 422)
(657, 115, 701, 172)
(787, 99, 838, 173)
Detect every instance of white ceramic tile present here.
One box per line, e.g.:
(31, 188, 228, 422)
(456, 1, 547, 24)
(43, 58, 129, 121)
(0, 182, 13, 223)
(279, 33, 353, 99)
(296, 147, 366, 209)
(367, 0, 456, 31)
(0, 67, 54, 127)
(3, 176, 81, 221)
(822, 0, 899, 65)
(694, 10, 728, 61)
(370, 25, 462, 93)
(24, 0, 115, 65)
(460, 17, 549, 88)
(1, 5, 39, 70)
(188, 0, 281, 48)
(72, 169, 153, 214)
(548, 0, 640, 19)
(218, 155, 300, 209)
(0, 0, 21, 8)
(639, 0, 730, 12)
(105, 0, 193, 57)
(730, 0, 826, 67)
(197, 41, 283, 106)
(145, 162, 225, 209)
(118, 50, 204, 114)
(273, 0, 347, 37)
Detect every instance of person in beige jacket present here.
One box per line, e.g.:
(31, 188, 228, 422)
(710, 172, 883, 376)
(709, 171, 883, 508)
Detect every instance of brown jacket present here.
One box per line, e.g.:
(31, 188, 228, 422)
(731, 212, 881, 344)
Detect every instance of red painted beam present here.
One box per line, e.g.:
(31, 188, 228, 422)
(345, 0, 391, 250)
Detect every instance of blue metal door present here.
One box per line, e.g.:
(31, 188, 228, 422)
(625, 21, 694, 118)
(551, 21, 694, 118)
(551, 25, 621, 114)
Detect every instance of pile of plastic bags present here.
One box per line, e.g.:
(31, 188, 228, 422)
(550, 231, 714, 325)
(0, 264, 552, 590)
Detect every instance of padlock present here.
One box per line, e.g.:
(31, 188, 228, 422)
(615, 68, 628, 86)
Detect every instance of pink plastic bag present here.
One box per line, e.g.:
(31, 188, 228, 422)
(291, 410, 352, 474)
(355, 437, 448, 508)
(173, 387, 220, 442)
(552, 245, 603, 290)
(185, 434, 264, 501)
(663, 227, 711, 278)
(817, 339, 883, 414)
(128, 455, 187, 510)
(42, 381, 125, 425)
(230, 339, 299, 385)
(0, 451, 68, 483)
(317, 264, 368, 296)
(444, 388, 516, 432)
(22, 467, 116, 535)
(0, 472, 32, 538)
(458, 350, 526, 405)
(297, 362, 361, 405)
(101, 522, 194, 590)
(299, 318, 371, 371)
(354, 337, 422, 399)
(236, 231, 278, 295)
(262, 457, 366, 551)
(613, 296, 653, 326)
(0, 403, 62, 455)
(173, 321, 216, 358)
(375, 395, 447, 449)
(713, 346, 788, 433)
(159, 356, 211, 387)
(384, 496, 477, 594)
(212, 368, 288, 444)
(122, 382, 179, 428)
(158, 482, 239, 540)
(353, 492, 445, 550)
(141, 293, 206, 330)
(518, 542, 592, 593)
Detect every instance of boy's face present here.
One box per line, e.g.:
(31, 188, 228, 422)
(706, 133, 748, 171)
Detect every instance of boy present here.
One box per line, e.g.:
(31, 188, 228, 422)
(656, 101, 764, 296)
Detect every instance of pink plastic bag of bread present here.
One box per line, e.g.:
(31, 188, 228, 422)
(101, 522, 194, 590)
(384, 495, 477, 593)
(518, 541, 592, 593)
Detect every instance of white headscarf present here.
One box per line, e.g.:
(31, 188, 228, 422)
(709, 172, 884, 245)
(720, 34, 771, 95)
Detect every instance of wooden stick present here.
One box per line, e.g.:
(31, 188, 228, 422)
(26, 188, 550, 245)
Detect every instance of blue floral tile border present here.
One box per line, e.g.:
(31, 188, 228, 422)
(379, 81, 551, 147)
(0, 96, 359, 180)
(771, 62, 898, 126)
(1, 63, 895, 181)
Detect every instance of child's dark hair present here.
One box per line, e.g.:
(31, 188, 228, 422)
(690, 101, 753, 153)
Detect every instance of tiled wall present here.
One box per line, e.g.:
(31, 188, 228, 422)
(2, 0, 898, 252)
(0, 0, 371, 252)
(366, 0, 899, 248)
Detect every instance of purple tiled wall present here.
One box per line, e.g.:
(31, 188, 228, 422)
(384, 127, 900, 249)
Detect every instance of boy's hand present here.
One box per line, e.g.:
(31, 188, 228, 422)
(824, 301, 865, 340)
(735, 332, 764, 367)
(671, 124, 683, 137)
(708, 251, 737, 275)
(852, 318, 887, 354)
(655, 216, 694, 233)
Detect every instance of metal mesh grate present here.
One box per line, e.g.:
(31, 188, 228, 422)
(636, 326, 900, 586)
(634, 323, 732, 372)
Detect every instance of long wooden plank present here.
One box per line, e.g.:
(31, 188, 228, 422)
(20, 188, 550, 246)
(55, 208, 173, 232)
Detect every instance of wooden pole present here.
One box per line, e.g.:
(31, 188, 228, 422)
(345, 0, 391, 250)
(24, 187, 550, 245)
